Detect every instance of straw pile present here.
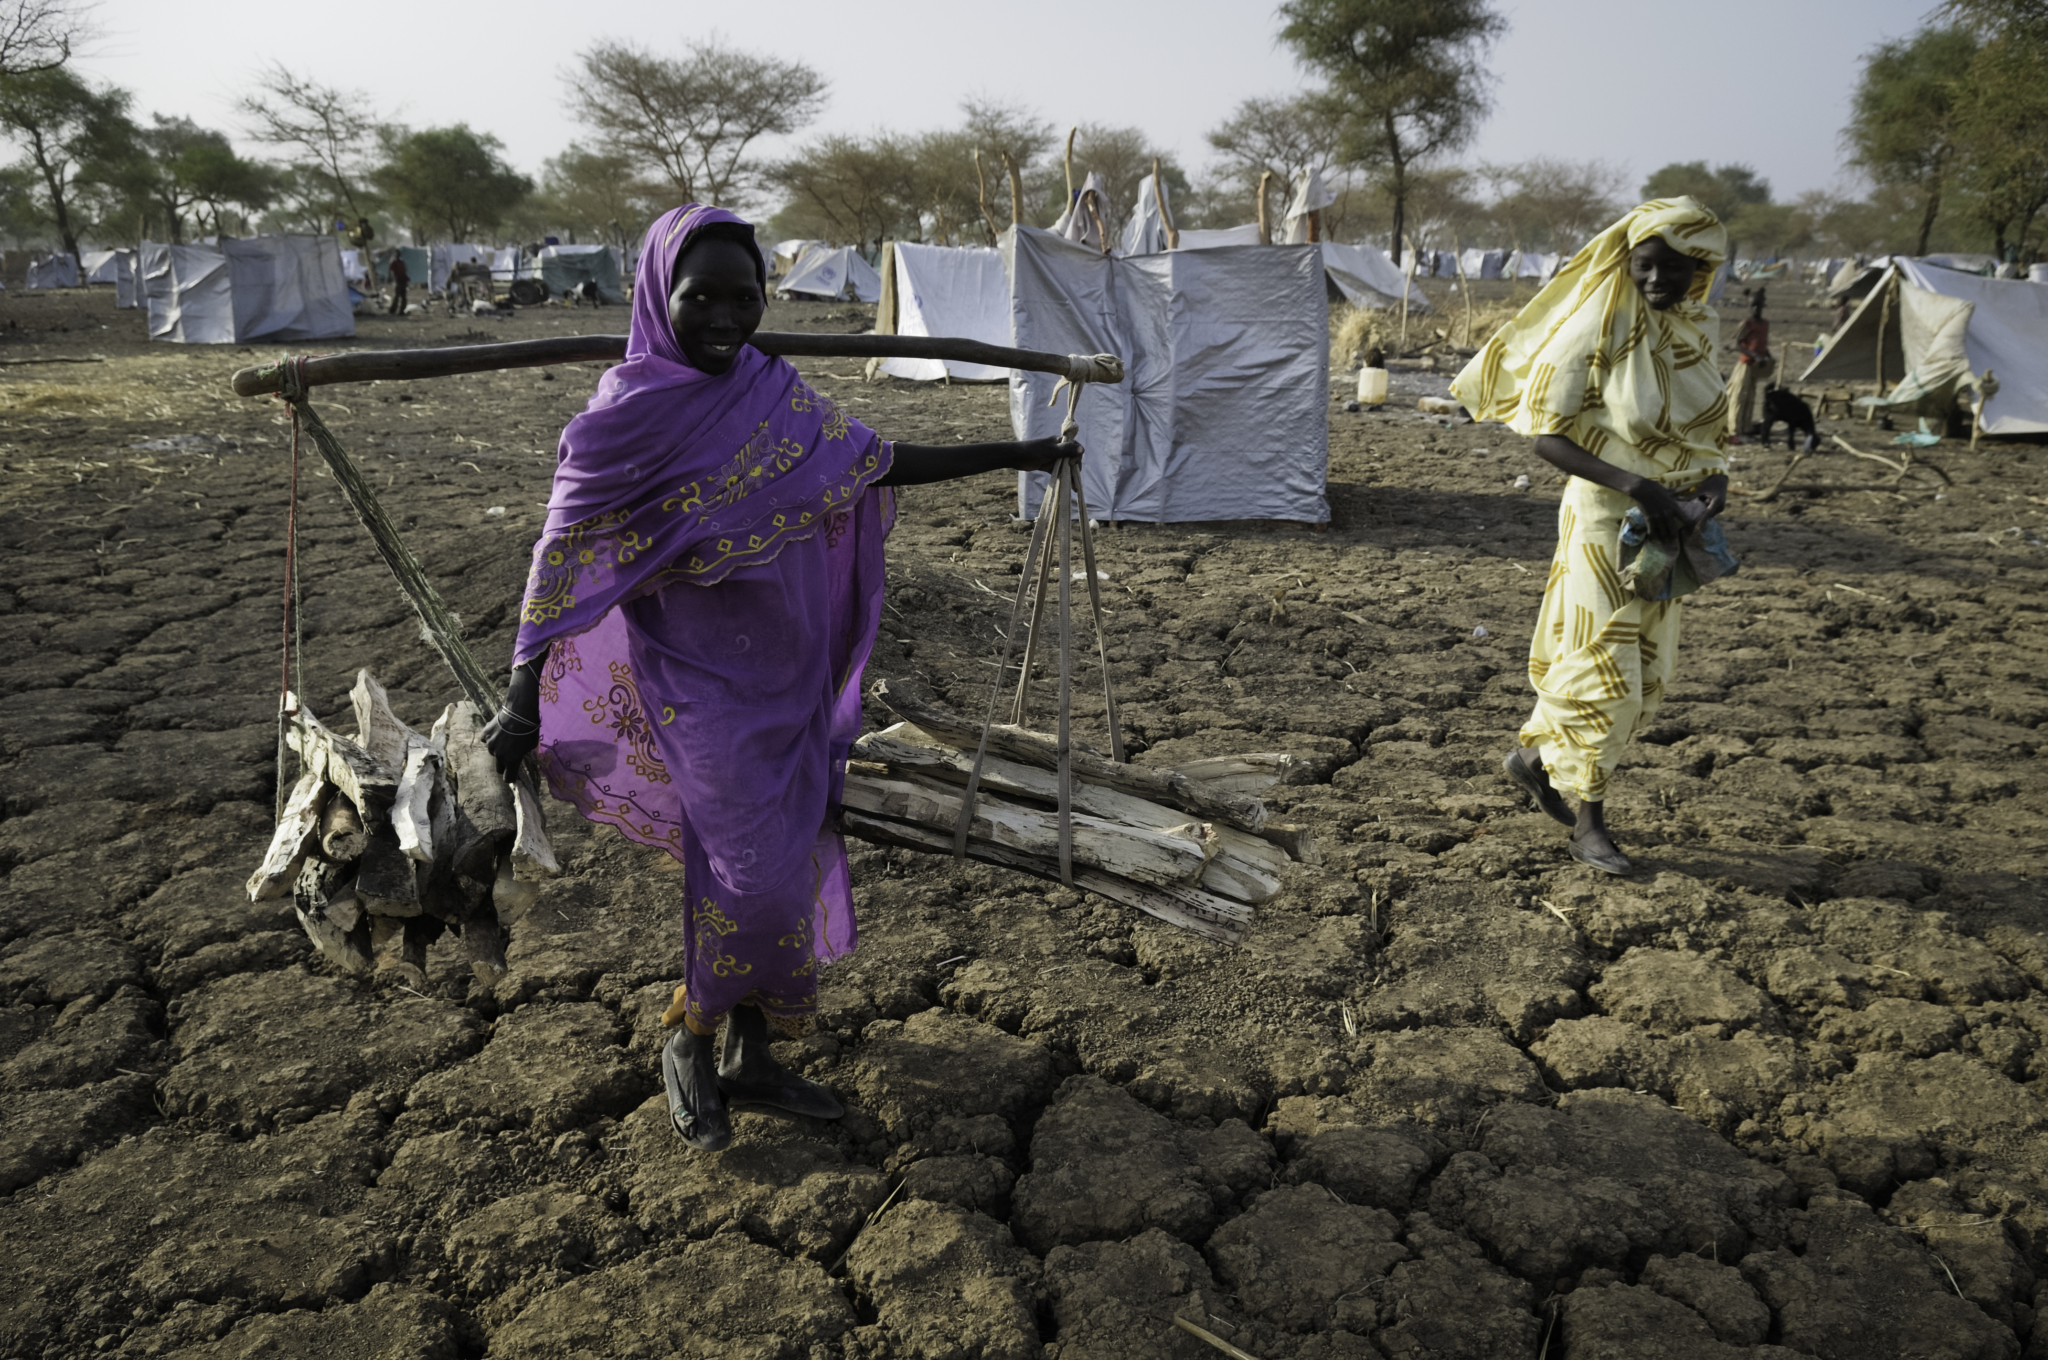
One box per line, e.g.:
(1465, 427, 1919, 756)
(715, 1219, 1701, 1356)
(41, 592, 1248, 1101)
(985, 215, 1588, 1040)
(246, 670, 556, 986)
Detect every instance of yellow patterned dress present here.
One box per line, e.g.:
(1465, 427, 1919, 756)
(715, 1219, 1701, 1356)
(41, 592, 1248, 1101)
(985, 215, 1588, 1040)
(1451, 198, 1731, 802)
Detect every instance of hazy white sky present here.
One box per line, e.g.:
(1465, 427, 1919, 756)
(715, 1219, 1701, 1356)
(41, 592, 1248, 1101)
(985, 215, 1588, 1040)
(75, 0, 1934, 206)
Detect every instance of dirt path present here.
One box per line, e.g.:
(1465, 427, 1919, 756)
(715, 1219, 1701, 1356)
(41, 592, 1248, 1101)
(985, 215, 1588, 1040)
(4, 280, 2047, 1360)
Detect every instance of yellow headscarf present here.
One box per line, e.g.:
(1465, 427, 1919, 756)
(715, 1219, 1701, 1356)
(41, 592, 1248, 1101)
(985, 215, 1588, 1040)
(1450, 197, 1731, 485)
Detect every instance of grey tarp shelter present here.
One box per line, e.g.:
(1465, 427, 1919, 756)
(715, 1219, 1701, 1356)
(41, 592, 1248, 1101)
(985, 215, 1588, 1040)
(142, 235, 354, 344)
(25, 253, 78, 288)
(1006, 225, 1329, 523)
(527, 244, 625, 303)
(1802, 258, 2048, 435)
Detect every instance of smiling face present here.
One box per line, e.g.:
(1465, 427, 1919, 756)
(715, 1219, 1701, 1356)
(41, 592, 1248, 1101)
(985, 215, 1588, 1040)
(668, 236, 764, 374)
(1629, 237, 1701, 312)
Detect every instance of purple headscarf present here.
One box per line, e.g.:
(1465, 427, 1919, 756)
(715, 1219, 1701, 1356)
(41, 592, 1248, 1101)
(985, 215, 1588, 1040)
(509, 205, 896, 1026)
(515, 204, 892, 661)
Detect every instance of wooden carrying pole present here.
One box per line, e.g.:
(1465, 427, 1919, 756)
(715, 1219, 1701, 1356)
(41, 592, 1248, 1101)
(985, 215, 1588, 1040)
(233, 333, 1124, 398)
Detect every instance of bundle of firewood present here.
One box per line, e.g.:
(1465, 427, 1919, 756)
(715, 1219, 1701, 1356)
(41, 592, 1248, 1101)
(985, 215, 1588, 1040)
(246, 670, 557, 986)
(842, 683, 1317, 944)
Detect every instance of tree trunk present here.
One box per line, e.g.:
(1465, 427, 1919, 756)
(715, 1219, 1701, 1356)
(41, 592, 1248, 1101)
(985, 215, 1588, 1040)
(27, 131, 78, 260)
(1915, 158, 1947, 256)
(1385, 114, 1407, 268)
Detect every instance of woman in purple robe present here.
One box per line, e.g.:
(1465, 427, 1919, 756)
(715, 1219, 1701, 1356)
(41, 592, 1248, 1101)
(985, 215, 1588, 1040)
(484, 205, 1073, 1151)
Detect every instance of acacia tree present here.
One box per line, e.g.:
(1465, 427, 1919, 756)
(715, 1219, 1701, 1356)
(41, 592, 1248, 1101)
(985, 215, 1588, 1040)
(1276, 0, 1506, 264)
(136, 115, 275, 239)
(0, 64, 129, 255)
(536, 147, 658, 250)
(0, 0, 93, 78)
(1481, 158, 1626, 251)
(563, 38, 826, 208)
(377, 124, 532, 242)
(1843, 26, 1978, 255)
(1942, 0, 2048, 256)
(236, 63, 380, 224)
(1205, 92, 1357, 235)
(766, 133, 917, 252)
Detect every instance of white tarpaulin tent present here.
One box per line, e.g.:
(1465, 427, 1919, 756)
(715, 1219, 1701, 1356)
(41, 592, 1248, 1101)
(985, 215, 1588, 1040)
(1177, 224, 1262, 250)
(1321, 241, 1432, 312)
(339, 248, 368, 285)
(141, 236, 354, 344)
(81, 249, 127, 285)
(25, 253, 78, 288)
(1121, 172, 1172, 257)
(1007, 225, 1329, 523)
(1513, 250, 1561, 280)
(879, 242, 1010, 381)
(430, 243, 487, 291)
(1801, 258, 2048, 435)
(778, 245, 880, 303)
(1283, 169, 1338, 245)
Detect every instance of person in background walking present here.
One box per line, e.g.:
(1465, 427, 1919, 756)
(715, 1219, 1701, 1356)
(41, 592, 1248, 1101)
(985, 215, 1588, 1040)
(388, 251, 410, 316)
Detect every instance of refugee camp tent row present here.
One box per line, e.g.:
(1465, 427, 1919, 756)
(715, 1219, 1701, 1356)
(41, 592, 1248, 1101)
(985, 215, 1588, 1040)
(778, 245, 881, 303)
(1802, 257, 2048, 435)
(142, 235, 353, 344)
(24, 253, 79, 289)
(1007, 224, 1330, 524)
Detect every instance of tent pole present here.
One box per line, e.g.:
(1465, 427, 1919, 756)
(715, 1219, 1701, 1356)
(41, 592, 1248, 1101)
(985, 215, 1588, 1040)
(1872, 273, 1895, 422)
(974, 151, 1001, 246)
(1151, 157, 1179, 251)
(1063, 128, 1077, 205)
(1454, 238, 1473, 347)
(1257, 171, 1274, 245)
(1002, 151, 1023, 228)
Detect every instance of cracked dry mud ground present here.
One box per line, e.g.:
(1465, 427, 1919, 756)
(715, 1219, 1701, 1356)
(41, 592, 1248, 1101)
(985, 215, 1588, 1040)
(4, 282, 2048, 1360)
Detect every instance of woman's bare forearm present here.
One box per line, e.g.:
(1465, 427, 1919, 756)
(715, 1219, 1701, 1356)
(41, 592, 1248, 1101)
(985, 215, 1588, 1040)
(878, 438, 1069, 487)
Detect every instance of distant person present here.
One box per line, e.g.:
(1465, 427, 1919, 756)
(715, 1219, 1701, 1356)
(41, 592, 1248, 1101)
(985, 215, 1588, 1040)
(1724, 289, 1772, 442)
(388, 252, 410, 316)
(1452, 197, 1733, 875)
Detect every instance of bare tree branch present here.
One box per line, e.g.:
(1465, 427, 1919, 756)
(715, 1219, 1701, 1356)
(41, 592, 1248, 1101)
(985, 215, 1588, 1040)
(0, 0, 94, 78)
(236, 63, 380, 221)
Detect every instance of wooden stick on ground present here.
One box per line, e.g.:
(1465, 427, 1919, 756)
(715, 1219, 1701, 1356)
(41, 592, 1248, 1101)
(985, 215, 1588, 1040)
(233, 334, 1125, 397)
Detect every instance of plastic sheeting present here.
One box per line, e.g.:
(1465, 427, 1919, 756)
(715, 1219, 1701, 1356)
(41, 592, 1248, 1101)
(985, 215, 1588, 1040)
(1006, 225, 1329, 524)
(430, 243, 487, 291)
(1803, 260, 2048, 435)
(1513, 251, 1560, 280)
(1321, 241, 1431, 312)
(1282, 169, 1338, 245)
(1121, 173, 1172, 257)
(531, 244, 625, 304)
(141, 242, 234, 343)
(1176, 224, 1262, 250)
(339, 248, 368, 285)
(25, 253, 78, 288)
(223, 236, 354, 343)
(80, 250, 124, 285)
(778, 245, 880, 302)
(879, 243, 1010, 382)
(141, 236, 353, 344)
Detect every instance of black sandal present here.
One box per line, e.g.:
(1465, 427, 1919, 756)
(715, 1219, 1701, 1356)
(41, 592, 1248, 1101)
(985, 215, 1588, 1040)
(719, 1004, 845, 1121)
(1502, 748, 1575, 828)
(662, 1028, 733, 1152)
(1568, 831, 1632, 876)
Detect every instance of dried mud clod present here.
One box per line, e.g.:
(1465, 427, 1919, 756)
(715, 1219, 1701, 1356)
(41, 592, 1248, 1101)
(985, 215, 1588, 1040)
(4, 284, 2048, 1358)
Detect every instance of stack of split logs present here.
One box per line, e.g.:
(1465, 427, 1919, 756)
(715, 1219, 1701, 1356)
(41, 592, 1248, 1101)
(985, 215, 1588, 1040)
(842, 682, 1318, 945)
(245, 670, 557, 986)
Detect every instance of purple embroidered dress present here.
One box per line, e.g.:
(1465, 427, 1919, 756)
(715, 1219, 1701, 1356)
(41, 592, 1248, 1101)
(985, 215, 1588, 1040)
(514, 205, 895, 1029)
